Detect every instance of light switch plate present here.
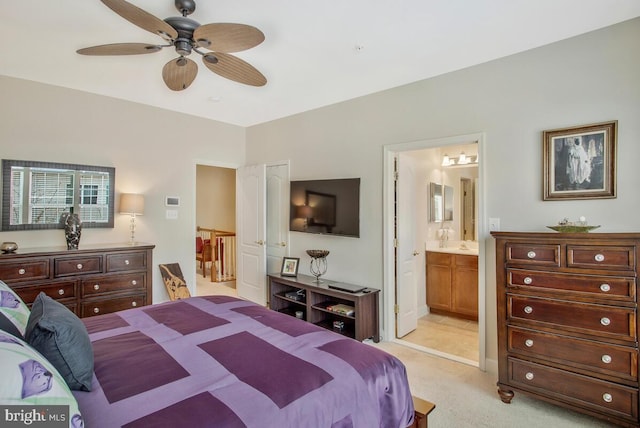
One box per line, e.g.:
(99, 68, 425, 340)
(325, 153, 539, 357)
(489, 218, 501, 231)
(166, 209, 178, 220)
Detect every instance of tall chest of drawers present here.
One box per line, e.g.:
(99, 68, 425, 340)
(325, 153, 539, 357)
(492, 232, 640, 427)
(0, 243, 154, 317)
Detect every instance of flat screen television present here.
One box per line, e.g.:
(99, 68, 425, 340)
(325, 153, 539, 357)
(290, 178, 360, 238)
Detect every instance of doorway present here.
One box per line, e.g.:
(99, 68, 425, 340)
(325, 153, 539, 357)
(383, 133, 486, 370)
(194, 164, 237, 297)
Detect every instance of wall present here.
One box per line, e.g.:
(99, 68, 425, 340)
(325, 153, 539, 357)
(0, 76, 246, 301)
(196, 165, 236, 232)
(245, 18, 640, 367)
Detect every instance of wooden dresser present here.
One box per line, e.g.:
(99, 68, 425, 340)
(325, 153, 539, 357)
(492, 232, 640, 427)
(0, 243, 154, 317)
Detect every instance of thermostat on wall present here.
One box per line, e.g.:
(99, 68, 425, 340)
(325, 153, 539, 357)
(165, 196, 180, 207)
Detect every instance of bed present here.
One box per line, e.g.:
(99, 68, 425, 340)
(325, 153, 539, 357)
(72, 295, 416, 427)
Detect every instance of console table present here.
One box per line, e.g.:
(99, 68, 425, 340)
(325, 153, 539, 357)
(0, 243, 154, 317)
(268, 273, 380, 342)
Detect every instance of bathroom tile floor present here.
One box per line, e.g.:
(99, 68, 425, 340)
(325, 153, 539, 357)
(400, 313, 479, 363)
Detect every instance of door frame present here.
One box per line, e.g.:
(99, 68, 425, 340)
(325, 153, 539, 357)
(382, 132, 487, 371)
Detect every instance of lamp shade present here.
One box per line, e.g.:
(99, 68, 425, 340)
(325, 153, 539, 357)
(295, 205, 313, 218)
(119, 193, 144, 215)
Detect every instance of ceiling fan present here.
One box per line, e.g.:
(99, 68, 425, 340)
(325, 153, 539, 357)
(77, 0, 267, 90)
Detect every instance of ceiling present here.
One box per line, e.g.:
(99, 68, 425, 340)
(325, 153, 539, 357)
(2, 1, 639, 127)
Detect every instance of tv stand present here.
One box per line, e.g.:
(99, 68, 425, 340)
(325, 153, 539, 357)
(268, 273, 380, 342)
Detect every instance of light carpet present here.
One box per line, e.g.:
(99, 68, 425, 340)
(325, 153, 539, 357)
(373, 342, 615, 428)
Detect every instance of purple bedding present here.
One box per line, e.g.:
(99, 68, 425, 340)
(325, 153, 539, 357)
(73, 296, 414, 427)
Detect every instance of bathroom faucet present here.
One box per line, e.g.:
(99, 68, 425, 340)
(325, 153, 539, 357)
(438, 228, 448, 248)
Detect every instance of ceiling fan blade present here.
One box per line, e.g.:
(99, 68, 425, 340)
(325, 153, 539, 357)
(194, 23, 265, 53)
(77, 43, 163, 56)
(162, 57, 198, 91)
(202, 52, 266, 86)
(100, 0, 178, 40)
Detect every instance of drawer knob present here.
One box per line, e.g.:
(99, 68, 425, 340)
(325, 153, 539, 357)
(602, 393, 613, 403)
(600, 283, 611, 292)
(602, 354, 612, 364)
(600, 317, 611, 326)
(132, 301, 137, 307)
(523, 277, 533, 285)
(131, 280, 137, 285)
(125, 259, 130, 265)
(76, 263, 83, 270)
(58, 289, 64, 295)
(93, 307, 100, 314)
(523, 306, 533, 314)
(18, 268, 26, 275)
(525, 372, 534, 380)
(594, 253, 605, 262)
(525, 339, 534, 347)
(93, 284, 100, 290)
(527, 251, 536, 259)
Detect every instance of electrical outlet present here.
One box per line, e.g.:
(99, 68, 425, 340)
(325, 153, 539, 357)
(489, 218, 501, 231)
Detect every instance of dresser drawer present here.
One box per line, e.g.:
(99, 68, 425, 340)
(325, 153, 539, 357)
(506, 243, 560, 267)
(54, 256, 102, 277)
(507, 269, 635, 302)
(508, 326, 638, 381)
(14, 280, 77, 304)
(508, 295, 636, 341)
(509, 357, 638, 420)
(80, 294, 146, 317)
(568, 245, 636, 272)
(81, 273, 146, 297)
(106, 251, 147, 272)
(0, 259, 50, 282)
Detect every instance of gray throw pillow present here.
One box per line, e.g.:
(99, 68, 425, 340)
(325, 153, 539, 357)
(25, 293, 94, 391)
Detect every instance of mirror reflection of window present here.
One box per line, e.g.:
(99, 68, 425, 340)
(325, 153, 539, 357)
(2, 159, 114, 231)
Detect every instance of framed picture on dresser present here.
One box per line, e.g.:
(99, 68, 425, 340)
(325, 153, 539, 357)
(543, 120, 617, 200)
(280, 257, 300, 277)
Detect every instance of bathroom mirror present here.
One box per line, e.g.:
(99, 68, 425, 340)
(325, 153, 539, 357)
(429, 182, 453, 223)
(1, 159, 115, 231)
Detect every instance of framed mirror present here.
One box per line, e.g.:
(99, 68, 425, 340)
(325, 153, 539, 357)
(1, 159, 115, 231)
(429, 182, 453, 223)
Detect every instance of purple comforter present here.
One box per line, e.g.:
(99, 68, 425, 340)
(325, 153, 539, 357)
(73, 296, 414, 427)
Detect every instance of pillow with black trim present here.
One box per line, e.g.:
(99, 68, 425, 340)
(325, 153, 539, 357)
(25, 293, 94, 391)
(0, 330, 84, 427)
(0, 279, 30, 338)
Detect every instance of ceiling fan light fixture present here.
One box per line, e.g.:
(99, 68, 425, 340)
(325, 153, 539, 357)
(174, 39, 192, 56)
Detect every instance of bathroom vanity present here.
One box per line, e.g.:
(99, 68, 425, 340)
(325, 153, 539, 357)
(426, 245, 478, 320)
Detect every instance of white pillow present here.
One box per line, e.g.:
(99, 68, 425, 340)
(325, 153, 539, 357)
(0, 330, 84, 427)
(0, 280, 30, 337)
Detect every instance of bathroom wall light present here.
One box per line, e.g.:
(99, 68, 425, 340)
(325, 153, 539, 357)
(442, 152, 478, 167)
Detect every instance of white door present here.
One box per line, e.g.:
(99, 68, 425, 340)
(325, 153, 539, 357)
(266, 164, 290, 276)
(396, 154, 419, 337)
(237, 164, 267, 305)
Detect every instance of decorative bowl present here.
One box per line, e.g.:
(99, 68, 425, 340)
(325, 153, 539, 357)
(0, 242, 18, 253)
(546, 225, 600, 233)
(306, 249, 330, 259)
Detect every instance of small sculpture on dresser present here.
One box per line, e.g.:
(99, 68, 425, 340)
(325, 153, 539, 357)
(306, 250, 330, 283)
(61, 210, 82, 250)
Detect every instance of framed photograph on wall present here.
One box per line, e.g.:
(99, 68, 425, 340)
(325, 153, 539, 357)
(280, 257, 300, 277)
(543, 120, 617, 200)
